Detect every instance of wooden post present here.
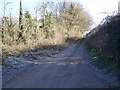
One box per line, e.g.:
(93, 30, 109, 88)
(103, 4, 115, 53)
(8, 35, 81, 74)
(118, 1, 120, 13)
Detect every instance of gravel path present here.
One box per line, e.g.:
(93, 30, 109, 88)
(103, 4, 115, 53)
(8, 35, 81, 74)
(2, 42, 119, 88)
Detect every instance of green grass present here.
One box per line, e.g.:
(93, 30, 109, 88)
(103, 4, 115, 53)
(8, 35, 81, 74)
(86, 45, 120, 77)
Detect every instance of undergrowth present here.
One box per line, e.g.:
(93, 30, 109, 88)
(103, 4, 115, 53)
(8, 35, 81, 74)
(86, 45, 120, 77)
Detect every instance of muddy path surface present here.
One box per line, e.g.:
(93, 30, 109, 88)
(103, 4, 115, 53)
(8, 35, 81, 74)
(3, 42, 118, 88)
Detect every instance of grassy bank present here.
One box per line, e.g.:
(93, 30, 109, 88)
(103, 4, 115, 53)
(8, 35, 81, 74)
(85, 13, 120, 78)
(86, 45, 120, 77)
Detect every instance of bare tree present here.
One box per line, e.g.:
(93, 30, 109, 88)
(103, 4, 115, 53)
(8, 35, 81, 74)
(1, 0, 12, 30)
(2, 0, 12, 16)
(33, 3, 41, 21)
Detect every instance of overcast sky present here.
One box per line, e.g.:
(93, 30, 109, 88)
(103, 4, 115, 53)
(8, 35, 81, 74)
(0, 0, 119, 27)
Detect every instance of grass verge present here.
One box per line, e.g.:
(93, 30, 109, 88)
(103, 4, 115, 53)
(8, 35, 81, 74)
(86, 44, 120, 78)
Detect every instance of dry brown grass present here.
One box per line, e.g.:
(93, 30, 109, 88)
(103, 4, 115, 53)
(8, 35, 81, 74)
(2, 28, 66, 58)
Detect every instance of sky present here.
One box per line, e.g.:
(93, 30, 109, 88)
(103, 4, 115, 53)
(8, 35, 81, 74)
(0, 0, 119, 27)
(79, 0, 119, 27)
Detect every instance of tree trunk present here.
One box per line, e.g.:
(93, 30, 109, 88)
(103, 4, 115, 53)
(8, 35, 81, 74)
(19, 0, 23, 30)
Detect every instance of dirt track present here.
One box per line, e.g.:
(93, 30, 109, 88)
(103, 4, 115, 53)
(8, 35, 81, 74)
(3, 42, 108, 88)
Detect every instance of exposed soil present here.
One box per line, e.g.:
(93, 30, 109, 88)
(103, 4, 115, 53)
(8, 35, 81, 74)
(2, 42, 119, 88)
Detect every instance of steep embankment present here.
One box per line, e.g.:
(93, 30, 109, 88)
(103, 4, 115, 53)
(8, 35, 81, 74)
(85, 13, 120, 77)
